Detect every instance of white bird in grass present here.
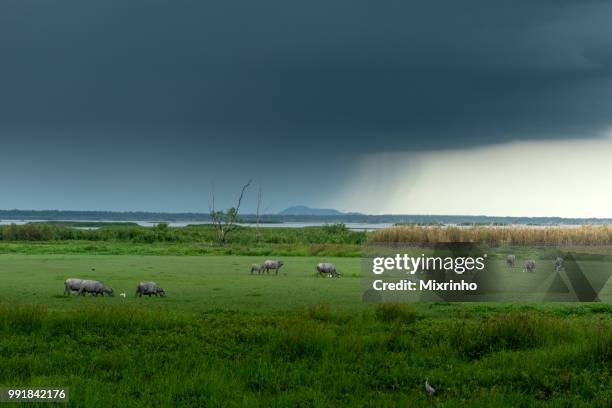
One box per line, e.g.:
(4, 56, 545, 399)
(119, 292, 126, 298)
(425, 378, 436, 395)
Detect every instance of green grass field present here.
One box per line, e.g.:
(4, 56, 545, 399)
(0, 253, 611, 407)
(0, 254, 363, 312)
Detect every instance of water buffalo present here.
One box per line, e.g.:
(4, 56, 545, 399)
(262, 260, 284, 275)
(316, 262, 341, 278)
(78, 280, 114, 297)
(250, 264, 264, 275)
(506, 255, 516, 268)
(64, 278, 83, 295)
(524, 260, 536, 273)
(136, 281, 166, 297)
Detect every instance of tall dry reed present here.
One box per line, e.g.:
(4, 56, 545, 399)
(369, 225, 612, 246)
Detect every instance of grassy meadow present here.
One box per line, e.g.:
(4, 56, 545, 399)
(0, 224, 611, 406)
(0, 255, 363, 312)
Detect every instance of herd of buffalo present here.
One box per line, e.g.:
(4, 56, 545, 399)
(64, 278, 166, 297)
(63, 260, 342, 298)
(63, 256, 563, 297)
(250, 259, 342, 278)
(506, 255, 564, 273)
(63, 256, 564, 297)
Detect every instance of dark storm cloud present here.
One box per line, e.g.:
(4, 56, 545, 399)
(1, 0, 612, 152)
(0, 1, 611, 212)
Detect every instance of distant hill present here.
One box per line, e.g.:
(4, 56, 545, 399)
(278, 206, 344, 216)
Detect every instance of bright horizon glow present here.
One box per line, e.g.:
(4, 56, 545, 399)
(327, 131, 612, 218)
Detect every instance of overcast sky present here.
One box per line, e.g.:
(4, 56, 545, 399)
(1, 1, 611, 215)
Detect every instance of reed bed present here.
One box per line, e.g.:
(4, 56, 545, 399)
(369, 225, 612, 246)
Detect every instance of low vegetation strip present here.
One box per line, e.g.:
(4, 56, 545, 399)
(0, 223, 366, 245)
(0, 241, 363, 257)
(0, 304, 609, 406)
(370, 225, 612, 246)
(7, 223, 612, 249)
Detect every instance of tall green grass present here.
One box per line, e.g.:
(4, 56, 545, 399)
(0, 304, 610, 406)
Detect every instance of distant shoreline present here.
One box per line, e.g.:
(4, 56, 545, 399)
(1, 209, 611, 226)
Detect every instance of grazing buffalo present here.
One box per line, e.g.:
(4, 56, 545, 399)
(250, 264, 264, 275)
(506, 255, 516, 268)
(262, 260, 284, 275)
(554, 257, 564, 272)
(524, 260, 536, 273)
(136, 281, 166, 297)
(64, 278, 84, 295)
(78, 280, 114, 297)
(316, 263, 341, 278)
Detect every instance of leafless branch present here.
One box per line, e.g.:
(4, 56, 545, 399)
(208, 179, 252, 245)
(234, 179, 252, 215)
(256, 184, 263, 243)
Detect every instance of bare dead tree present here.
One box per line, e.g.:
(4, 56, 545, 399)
(256, 185, 263, 244)
(209, 179, 252, 245)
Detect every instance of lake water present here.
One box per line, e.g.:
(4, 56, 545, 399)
(0, 219, 395, 231)
(0, 220, 592, 231)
